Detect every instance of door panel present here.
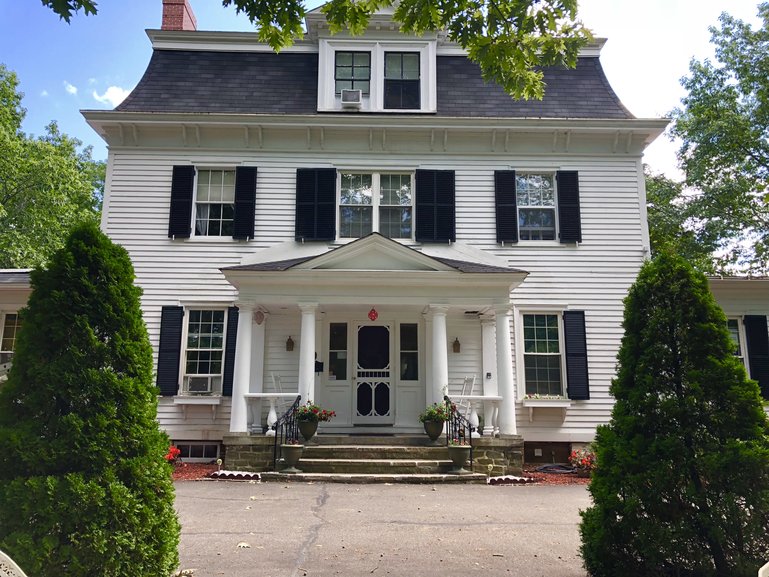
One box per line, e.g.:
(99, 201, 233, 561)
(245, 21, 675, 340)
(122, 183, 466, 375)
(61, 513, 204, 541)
(354, 324, 393, 424)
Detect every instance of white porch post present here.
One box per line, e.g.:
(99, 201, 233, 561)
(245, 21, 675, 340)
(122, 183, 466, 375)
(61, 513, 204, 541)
(229, 303, 253, 433)
(481, 316, 499, 436)
(429, 305, 449, 406)
(298, 303, 318, 403)
(249, 310, 268, 431)
(495, 305, 517, 435)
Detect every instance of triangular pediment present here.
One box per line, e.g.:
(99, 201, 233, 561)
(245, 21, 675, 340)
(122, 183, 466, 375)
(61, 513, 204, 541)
(294, 234, 456, 272)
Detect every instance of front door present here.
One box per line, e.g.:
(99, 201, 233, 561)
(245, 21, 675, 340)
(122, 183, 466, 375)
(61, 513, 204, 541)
(353, 324, 394, 424)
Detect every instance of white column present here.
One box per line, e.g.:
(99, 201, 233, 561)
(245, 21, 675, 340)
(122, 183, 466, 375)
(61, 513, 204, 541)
(297, 303, 318, 403)
(495, 305, 517, 435)
(423, 311, 433, 406)
(249, 310, 268, 431)
(429, 305, 449, 406)
(229, 303, 253, 433)
(481, 316, 498, 436)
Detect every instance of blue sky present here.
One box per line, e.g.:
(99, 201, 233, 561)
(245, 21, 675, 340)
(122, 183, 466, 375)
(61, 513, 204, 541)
(0, 0, 762, 177)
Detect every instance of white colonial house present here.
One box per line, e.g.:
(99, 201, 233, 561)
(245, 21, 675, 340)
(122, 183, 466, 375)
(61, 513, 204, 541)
(56, 0, 760, 464)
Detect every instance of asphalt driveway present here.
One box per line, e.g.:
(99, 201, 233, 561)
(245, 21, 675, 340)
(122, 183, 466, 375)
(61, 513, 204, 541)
(174, 481, 590, 577)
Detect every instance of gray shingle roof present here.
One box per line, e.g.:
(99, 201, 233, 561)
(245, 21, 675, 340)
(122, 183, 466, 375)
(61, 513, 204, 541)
(117, 50, 632, 119)
(0, 270, 31, 286)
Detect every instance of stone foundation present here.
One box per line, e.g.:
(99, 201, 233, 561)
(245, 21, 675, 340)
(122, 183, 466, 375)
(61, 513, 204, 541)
(469, 436, 524, 476)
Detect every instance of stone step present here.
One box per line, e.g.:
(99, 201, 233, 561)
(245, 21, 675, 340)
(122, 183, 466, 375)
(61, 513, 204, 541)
(297, 457, 458, 474)
(260, 471, 488, 484)
(310, 434, 441, 446)
(302, 444, 449, 460)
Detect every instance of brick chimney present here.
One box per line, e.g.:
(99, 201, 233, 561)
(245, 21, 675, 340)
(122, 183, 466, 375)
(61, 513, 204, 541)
(161, 0, 197, 31)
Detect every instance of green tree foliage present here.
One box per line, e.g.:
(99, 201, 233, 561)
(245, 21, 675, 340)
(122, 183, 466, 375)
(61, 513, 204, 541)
(43, 0, 592, 100)
(645, 167, 719, 273)
(0, 223, 180, 577)
(0, 64, 104, 268)
(671, 4, 769, 275)
(580, 253, 769, 577)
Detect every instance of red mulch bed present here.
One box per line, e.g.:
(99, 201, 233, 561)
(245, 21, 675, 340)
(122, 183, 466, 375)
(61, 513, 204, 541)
(522, 466, 591, 486)
(172, 463, 218, 481)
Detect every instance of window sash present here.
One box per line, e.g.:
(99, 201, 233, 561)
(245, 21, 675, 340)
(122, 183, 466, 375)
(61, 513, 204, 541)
(727, 318, 746, 363)
(516, 173, 557, 241)
(0, 313, 20, 353)
(339, 172, 413, 239)
(183, 309, 226, 394)
(522, 313, 564, 396)
(335, 51, 371, 94)
(195, 170, 236, 237)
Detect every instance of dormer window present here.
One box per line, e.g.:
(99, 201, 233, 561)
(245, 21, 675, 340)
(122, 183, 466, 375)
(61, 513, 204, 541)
(384, 52, 420, 109)
(335, 51, 371, 95)
(318, 39, 436, 113)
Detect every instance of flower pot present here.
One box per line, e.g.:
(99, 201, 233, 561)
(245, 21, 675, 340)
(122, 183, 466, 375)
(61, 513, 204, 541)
(423, 420, 444, 442)
(447, 445, 471, 474)
(576, 468, 591, 478)
(280, 444, 304, 474)
(298, 420, 318, 442)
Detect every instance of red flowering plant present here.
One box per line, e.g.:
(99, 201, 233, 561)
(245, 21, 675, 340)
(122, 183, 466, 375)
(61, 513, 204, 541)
(418, 402, 453, 423)
(164, 444, 181, 464)
(295, 400, 336, 423)
(569, 446, 596, 473)
(448, 437, 469, 446)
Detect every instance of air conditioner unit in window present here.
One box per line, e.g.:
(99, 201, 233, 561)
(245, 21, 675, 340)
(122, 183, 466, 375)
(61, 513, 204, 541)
(340, 89, 363, 109)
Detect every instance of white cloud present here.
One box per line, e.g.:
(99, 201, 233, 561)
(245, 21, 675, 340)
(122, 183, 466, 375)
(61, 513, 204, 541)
(64, 81, 77, 95)
(92, 86, 131, 107)
(40, 89, 49, 97)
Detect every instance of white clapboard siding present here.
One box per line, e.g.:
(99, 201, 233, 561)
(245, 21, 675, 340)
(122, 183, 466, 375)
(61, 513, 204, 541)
(104, 147, 646, 442)
(157, 397, 232, 441)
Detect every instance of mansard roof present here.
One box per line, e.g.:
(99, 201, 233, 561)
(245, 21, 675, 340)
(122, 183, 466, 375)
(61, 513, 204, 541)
(116, 50, 633, 120)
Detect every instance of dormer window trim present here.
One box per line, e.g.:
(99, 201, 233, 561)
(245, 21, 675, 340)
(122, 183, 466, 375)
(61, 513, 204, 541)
(318, 39, 437, 113)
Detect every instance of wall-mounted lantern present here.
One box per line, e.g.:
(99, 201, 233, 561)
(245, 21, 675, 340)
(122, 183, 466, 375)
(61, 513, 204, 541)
(286, 336, 295, 352)
(452, 337, 461, 353)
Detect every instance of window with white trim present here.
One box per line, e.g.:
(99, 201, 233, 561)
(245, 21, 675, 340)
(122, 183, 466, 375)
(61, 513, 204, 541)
(195, 169, 235, 237)
(174, 442, 220, 461)
(339, 172, 413, 239)
(0, 312, 21, 365)
(522, 313, 564, 396)
(727, 318, 748, 368)
(317, 40, 436, 112)
(516, 173, 557, 241)
(335, 51, 371, 94)
(183, 309, 226, 394)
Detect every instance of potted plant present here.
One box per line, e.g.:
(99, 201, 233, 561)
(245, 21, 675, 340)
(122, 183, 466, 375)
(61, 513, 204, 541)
(280, 438, 304, 474)
(294, 400, 336, 441)
(569, 446, 596, 477)
(419, 402, 450, 441)
(447, 437, 471, 474)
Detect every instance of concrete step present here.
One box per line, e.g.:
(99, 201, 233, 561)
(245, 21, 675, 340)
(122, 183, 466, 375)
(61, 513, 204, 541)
(302, 444, 449, 460)
(297, 457, 455, 474)
(310, 434, 440, 446)
(260, 471, 487, 484)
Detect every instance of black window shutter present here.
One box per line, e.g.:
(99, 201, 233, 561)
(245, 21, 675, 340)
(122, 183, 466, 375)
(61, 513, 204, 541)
(222, 306, 239, 397)
(168, 165, 195, 239)
(415, 169, 455, 242)
(556, 171, 582, 244)
(233, 167, 257, 240)
(495, 170, 518, 243)
(563, 310, 589, 400)
(156, 306, 184, 396)
(744, 315, 769, 398)
(295, 168, 336, 241)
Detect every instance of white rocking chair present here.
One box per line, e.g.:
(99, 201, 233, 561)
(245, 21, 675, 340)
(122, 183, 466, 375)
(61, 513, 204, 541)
(0, 549, 30, 577)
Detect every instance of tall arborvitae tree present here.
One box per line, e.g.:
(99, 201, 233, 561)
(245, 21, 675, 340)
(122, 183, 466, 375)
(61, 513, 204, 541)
(0, 223, 179, 577)
(580, 252, 769, 577)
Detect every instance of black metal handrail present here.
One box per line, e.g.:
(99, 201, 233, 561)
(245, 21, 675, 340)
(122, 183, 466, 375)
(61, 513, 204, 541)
(443, 395, 475, 470)
(272, 395, 301, 469)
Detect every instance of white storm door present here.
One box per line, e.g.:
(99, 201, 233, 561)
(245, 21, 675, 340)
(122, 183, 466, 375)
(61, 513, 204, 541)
(353, 324, 394, 424)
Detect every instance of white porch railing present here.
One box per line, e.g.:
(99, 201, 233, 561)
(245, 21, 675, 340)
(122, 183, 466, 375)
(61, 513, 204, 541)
(450, 394, 502, 437)
(244, 393, 300, 436)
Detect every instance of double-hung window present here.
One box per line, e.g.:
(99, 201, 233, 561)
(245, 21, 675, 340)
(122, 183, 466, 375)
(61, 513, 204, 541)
(0, 312, 20, 366)
(335, 51, 371, 95)
(183, 309, 226, 395)
(522, 313, 563, 396)
(384, 52, 420, 110)
(516, 173, 556, 241)
(339, 172, 413, 239)
(727, 318, 747, 368)
(195, 169, 235, 237)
